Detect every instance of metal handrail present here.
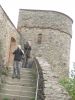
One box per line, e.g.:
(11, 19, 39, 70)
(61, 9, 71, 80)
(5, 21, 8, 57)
(33, 58, 39, 100)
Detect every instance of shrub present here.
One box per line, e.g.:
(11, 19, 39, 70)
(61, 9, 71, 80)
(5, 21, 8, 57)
(59, 78, 75, 100)
(3, 97, 9, 100)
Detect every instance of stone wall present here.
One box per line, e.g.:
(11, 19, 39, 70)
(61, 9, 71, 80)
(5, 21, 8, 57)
(36, 57, 71, 100)
(0, 5, 20, 66)
(17, 9, 73, 78)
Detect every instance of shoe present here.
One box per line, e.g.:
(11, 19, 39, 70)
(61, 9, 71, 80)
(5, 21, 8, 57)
(16, 76, 20, 79)
(12, 76, 15, 79)
(18, 77, 20, 79)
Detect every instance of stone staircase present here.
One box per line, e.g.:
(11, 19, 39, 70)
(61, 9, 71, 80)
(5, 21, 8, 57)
(0, 67, 36, 100)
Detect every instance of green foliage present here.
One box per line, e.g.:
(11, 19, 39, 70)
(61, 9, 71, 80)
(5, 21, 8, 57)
(0, 40, 8, 76)
(0, 67, 8, 91)
(3, 97, 9, 100)
(0, 40, 3, 63)
(59, 78, 75, 100)
(1, 67, 8, 76)
(31, 98, 35, 100)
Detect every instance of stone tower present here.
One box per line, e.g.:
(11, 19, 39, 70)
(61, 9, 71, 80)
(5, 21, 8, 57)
(17, 9, 73, 78)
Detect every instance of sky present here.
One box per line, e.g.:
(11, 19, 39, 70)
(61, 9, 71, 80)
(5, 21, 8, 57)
(0, 0, 75, 68)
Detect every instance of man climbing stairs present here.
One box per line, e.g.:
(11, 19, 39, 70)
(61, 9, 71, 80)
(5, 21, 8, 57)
(0, 67, 37, 100)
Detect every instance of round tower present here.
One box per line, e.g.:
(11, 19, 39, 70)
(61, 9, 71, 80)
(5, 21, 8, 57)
(17, 9, 73, 78)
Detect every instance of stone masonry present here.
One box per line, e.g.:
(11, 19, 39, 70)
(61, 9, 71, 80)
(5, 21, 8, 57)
(17, 9, 73, 78)
(0, 5, 73, 100)
(36, 57, 71, 100)
(0, 5, 20, 65)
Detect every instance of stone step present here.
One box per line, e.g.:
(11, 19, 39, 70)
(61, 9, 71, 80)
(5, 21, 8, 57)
(0, 93, 35, 100)
(6, 75, 36, 81)
(9, 68, 33, 73)
(7, 73, 36, 79)
(6, 77, 36, 83)
(9, 70, 34, 75)
(8, 70, 36, 78)
(1, 89, 35, 97)
(8, 71, 34, 76)
(3, 84, 36, 92)
(5, 80, 36, 86)
(0, 66, 37, 100)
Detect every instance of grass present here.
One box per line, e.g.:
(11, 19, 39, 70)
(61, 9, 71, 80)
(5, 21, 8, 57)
(59, 78, 75, 100)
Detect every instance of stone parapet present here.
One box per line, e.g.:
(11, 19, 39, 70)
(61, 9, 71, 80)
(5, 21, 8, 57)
(36, 57, 71, 100)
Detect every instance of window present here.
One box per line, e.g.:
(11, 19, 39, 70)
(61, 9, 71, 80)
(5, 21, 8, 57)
(37, 34, 42, 44)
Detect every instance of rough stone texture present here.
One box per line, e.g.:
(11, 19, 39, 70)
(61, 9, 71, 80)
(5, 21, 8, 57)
(0, 5, 20, 65)
(17, 9, 73, 78)
(0, 6, 73, 99)
(36, 57, 72, 100)
(18, 9, 73, 34)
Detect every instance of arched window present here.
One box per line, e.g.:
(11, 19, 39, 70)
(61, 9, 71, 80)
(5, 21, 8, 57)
(37, 34, 42, 44)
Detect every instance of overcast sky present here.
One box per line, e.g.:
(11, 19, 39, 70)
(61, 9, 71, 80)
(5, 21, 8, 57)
(0, 0, 75, 67)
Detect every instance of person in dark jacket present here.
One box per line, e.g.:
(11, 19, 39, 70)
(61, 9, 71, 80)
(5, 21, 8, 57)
(24, 41, 31, 58)
(22, 41, 31, 68)
(12, 45, 24, 79)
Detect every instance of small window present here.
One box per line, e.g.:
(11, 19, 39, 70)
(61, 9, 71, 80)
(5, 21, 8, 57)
(37, 34, 42, 44)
